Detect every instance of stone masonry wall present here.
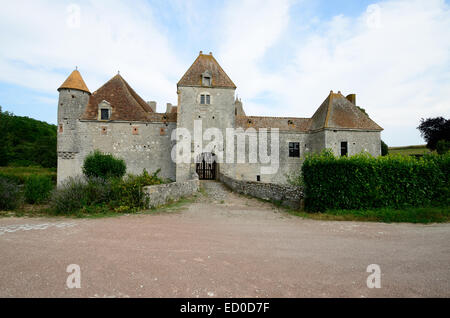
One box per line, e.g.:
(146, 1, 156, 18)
(143, 179, 200, 208)
(219, 173, 304, 210)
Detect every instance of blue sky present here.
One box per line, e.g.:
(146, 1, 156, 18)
(0, 0, 449, 146)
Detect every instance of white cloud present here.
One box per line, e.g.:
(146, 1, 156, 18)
(0, 0, 183, 111)
(270, 0, 450, 145)
(0, 0, 449, 146)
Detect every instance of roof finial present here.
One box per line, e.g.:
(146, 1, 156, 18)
(209, 52, 212, 55)
(75, 66, 78, 70)
(199, 50, 203, 55)
(118, 70, 120, 75)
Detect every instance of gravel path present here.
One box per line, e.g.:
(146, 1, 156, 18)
(0, 181, 449, 298)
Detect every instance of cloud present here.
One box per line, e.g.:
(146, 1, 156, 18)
(0, 0, 449, 146)
(0, 0, 183, 111)
(272, 0, 450, 145)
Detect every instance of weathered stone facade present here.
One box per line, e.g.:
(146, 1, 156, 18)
(57, 52, 383, 186)
(219, 173, 304, 209)
(143, 178, 200, 208)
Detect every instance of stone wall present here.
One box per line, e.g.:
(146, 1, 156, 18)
(219, 173, 303, 210)
(143, 178, 200, 208)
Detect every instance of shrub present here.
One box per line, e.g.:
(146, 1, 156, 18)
(381, 140, 389, 156)
(0, 177, 23, 210)
(82, 150, 126, 179)
(112, 169, 164, 209)
(49, 169, 164, 214)
(24, 175, 54, 204)
(301, 150, 449, 212)
(436, 140, 450, 155)
(50, 176, 88, 214)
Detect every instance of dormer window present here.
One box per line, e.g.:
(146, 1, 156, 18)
(101, 109, 110, 120)
(98, 100, 112, 121)
(202, 70, 212, 87)
(200, 93, 211, 105)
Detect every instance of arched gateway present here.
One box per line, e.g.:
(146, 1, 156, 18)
(196, 153, 217, 180)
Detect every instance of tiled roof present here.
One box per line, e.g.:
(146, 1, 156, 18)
(178, 52, 236, 89)
(82, 74, 157, 121)
(310, 92, 383, 131)
(236, 116, 311, 132)
(58, 70, 90, 94)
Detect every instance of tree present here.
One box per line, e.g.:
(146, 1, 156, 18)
(417, 117, 450, 151)
(381, 140, 389, 156)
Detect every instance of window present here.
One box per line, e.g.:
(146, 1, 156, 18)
(101, 109, 110, 120)
(289, 142, 300, 158)
(257, 175, 261, 182)
(341, 142, 348, 157)
(202, 70, 212, 86)
(200, 94, 210, 105)
(203, 76, 211, 86)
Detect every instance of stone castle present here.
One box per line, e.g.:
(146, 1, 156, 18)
(57, 51, 383, 185)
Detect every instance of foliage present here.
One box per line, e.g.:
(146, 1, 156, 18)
(112, 169, 164, 209)
(436, 140, 450, 155)
(0, 177, 23, 210)
(287, 206, 450, 224)
(0, 166, 56, 184)
(50, 169, 164, 215)
(0, 107, 57, 168)
(301, 150, 449, 212)
(50, 176, 88, 214)
(82, 150, 127, 179)
(24, 175, 54, 204)
(381, 140, 389, 156)
(417, 117, 450, 150)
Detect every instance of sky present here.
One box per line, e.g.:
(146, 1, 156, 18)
(0, 0, 449, 147)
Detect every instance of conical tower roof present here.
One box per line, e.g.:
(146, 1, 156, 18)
(58, 69, 90, 94)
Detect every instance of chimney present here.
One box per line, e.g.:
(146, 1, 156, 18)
(147, 101, 157, 112)
(166, 103, 173, 113)
(346, 94, 356, 105)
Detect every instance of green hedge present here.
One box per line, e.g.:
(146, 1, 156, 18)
(301, 151, 450, 212)
(82, 150, 126, 179)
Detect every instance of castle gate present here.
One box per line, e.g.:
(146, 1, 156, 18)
(196, 153, 217, 180)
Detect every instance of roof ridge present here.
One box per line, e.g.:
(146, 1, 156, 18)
(324, 91, 334, 128)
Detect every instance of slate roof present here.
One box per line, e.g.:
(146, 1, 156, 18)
(58, 70, 90, 94)
(178, 52, 236, 89)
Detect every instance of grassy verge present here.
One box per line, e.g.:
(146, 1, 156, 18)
(284, 206, 450, 224)
(0, 195, 198, 219)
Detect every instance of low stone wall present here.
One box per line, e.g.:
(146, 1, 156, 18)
(219, 174, 304, 210)
(143, 179, 200, 208)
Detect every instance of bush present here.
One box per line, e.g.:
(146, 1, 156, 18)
(112, 169, 164, 209)
(0, 177, 23, 210)
(381, 140, 389, 156)
(301, 150, 449, 212)
(50, 169, 164, 214)
(436, 140, 450, 155)
(82, 150, 126, 179)
(24, 175, 54, 204)
(50, 176, 88, 214)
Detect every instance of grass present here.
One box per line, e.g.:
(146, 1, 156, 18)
(0, 195, 198, 219)
(388, 145, 431, 156)
(0, 166, 56, 184)
(283, 206, 450, 224)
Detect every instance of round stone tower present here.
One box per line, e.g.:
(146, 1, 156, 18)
(57, 69, 90, 184)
